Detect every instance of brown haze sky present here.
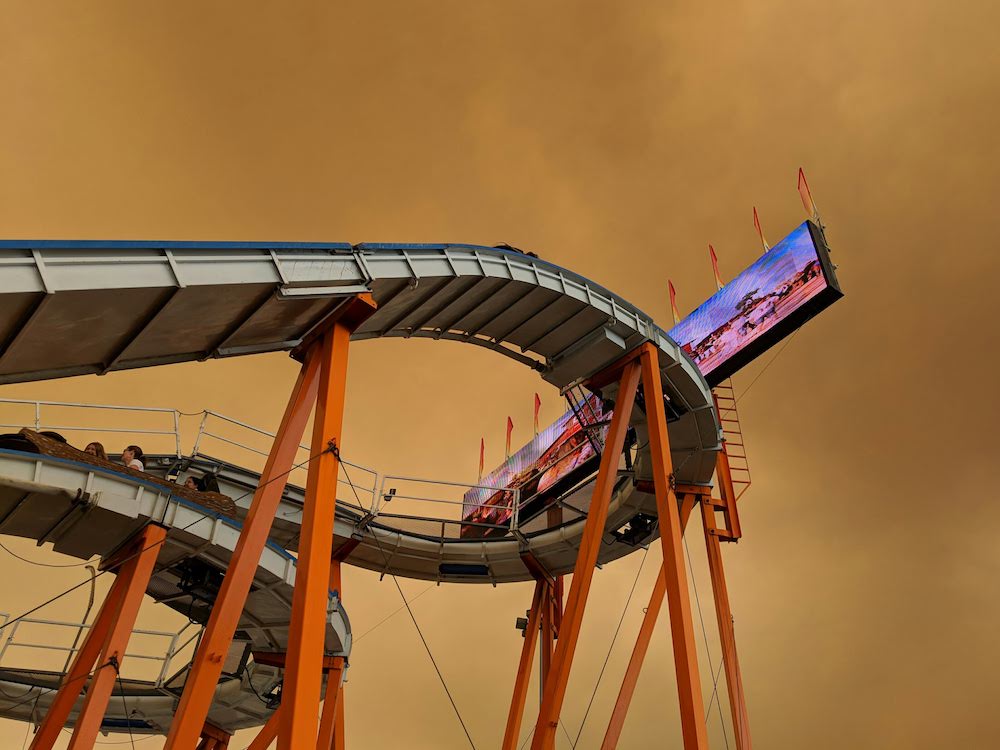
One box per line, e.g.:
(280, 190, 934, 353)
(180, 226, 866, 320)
(1, 1, 998, 748)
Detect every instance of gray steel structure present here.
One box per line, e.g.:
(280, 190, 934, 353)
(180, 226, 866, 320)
(0, 239, 723, 734)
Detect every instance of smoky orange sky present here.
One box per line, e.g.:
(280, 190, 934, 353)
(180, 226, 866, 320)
(1, 1, 998, 748)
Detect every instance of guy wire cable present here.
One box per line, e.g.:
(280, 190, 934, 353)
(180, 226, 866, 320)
(337, 453, 478, 750)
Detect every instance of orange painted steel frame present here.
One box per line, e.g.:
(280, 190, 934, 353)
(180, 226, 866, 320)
(601, 466, 752, 748)
(165, 295, 374, 750)
(502, 580, 546, 750)
(702, 494, 751, 748)
(526, 342, 715, 750)
(318, 557, 347, 750)
(196, 722, 232, 749)
(600, 494, 697, 750)
(31, 523, 167, 750)
(529, 356, 642, 749)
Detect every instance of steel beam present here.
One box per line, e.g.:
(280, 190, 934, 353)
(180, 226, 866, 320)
(164, 353, 321, 749)
(66, 524, 167, 750)
(279, 320, 354, 749)
(638, 343, 708, 750)
(246, 708, 281, 750)
(530, 359, 640, 749)
(702, 459, 751, 748)
(600, 495, 697, 750)
(502, 580, 546, 750)
(29, 561, 129, 749)
(318, 558, 346, 750)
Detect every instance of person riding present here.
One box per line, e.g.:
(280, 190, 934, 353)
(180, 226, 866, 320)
(84, 442, 108, 460)
(122, 445, 144, 471)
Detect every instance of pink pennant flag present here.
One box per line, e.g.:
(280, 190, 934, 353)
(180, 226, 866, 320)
(668, 280, 681, 325)
(753, 206, 770, 252)
(505, 417, 514, 459)
(798, 167, 819, 221)
(709, 245, 725, 291)
(533, 393, 541, 436)
(478, 437, 485, 480)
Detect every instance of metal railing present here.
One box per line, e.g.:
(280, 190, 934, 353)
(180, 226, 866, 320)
(0, 614, 201, 687)
(0, 398, 568, 544)
(192, 410, 379, 510)
(374, 474, 521, 540)
(0, 398, 182, 457)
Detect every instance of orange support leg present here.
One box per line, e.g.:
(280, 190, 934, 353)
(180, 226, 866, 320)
(502, 580, 546, 750)
(280, 321, 354, 750)
(318, 557, 347, 750)
(530, 360, 641, 749)
(29, 536, 147, 749)
(66, 524, 167, 750)
(317, 656, 346, 750)
(702, 486, 752, 748)
(600, 495, 697, 750)
(165, 354, 321, 749)
(246, 708, 281, 750)
(198, 721, 231, 749)
(638, 343, 708, 750)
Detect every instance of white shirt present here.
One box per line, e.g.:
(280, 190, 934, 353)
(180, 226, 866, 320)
(127, 459, 144, 471)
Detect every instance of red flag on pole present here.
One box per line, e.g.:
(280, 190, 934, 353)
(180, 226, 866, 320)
(533, 393, 541, 436)
(753, 206, 770, 252)
(798, 167, 819, 221)
(709, 244, 724, 291)
(505, 417, 514, 459)
(668, 280, 681, 325)
(478, 437, 485, 480)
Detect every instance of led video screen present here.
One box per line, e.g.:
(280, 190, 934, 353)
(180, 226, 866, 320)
(668, 220, 842, 385)
(461, 396, 609, 537)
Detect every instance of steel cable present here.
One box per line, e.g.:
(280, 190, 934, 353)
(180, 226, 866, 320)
(338, 454, 478, 750)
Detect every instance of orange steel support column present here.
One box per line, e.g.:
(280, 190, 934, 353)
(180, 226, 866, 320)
(539, 583, 555, 699)
(600, 495, 697, 750)
(246, 709, 281, 750)
(279, 321, 354, 750)
(638, 343, 708, 750)
(30, 545, 137, 748)
(530, 359, 641, 750)
(67, 524, 167, 750)
(502, 580, 546, 750)
(702, 488, 752, 748)
(317, 657, 346, 750)
(318, 558, 346, 750)
(165, 353, 321, 749)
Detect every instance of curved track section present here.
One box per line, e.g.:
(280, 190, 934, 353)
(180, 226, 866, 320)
(0, 241, 722, 587)
(0, 449, 350, 735)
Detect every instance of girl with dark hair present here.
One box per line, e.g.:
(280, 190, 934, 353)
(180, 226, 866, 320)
(122, 445, 144, 471)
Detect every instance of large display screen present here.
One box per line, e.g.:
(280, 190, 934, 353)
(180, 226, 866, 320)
(668, 220, 842, 385)
(461, 396, 609, 537)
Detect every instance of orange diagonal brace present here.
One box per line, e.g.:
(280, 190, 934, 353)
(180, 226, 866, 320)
(638, 343, 708, 750)
(317, 657, 346, 749)
(67, 524, 167, 749)
(280, 319, 356, 749)
(600, 494, 697, 749)
(164, 352, 321, 749)
(31, 553, 132, 749)
(502, 580, 546, 750)
(318, 558, 347, 750)
(703, 467, 752, 749)
(530, 359, 640, 749)
(246, 708, 281, 750)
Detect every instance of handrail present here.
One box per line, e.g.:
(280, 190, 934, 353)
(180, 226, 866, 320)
(0, 400, 546, 541)
(0, 615, 192, 687)
(0, 398, 182, 457)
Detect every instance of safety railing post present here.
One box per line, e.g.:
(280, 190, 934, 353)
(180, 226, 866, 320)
(193, 411, 210, 456)
(173, 410, 182, 457)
